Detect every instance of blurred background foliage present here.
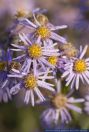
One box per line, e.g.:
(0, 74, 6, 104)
(0, 0, 89, 132)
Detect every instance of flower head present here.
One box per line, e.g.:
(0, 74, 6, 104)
(27, 43, 42, 58)
(48, 56, 58, 66)
(11, 33, 60, 73)
(8, 68, 55, 106)
(41, 80, 84, 125)
(23, 74, 37, 89)
(19, 13, 67, 44)
(36, 26, 51, 40)
(62, 45, 89, 90)
(52, 93, 67, 109)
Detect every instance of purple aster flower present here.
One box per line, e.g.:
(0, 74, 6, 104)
(10, 33, 60, 73)
(62, 45, 89, 90)
(10, 8, 48, 35)
(8, 68, 55, 106)
(40, 79, 84, 125)
(18, 12, 67, 44)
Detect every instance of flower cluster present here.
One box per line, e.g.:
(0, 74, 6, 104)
(1, 8, 89, 127)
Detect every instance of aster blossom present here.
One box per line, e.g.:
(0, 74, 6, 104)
(41, 79, 84, 125)
(62, 45, 89, 90)
(18, 12, 67, 44)
(11, 33, 60, 73)
(8, 68, 55, 106)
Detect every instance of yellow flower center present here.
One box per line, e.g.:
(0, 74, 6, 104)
(36, 26, 51, 39)
(73, 59, 86, 73)
(52, 94, 67, 109)
(48, 56, 58, 66)
(28, 44, 42, 59)
(0, 62, 6, 71)
(24, 74, 37, 89)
